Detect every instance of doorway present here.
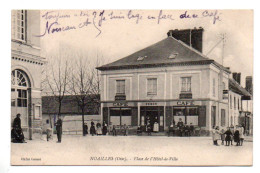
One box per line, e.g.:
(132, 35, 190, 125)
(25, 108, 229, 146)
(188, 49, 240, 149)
(140, 106, 164, 131)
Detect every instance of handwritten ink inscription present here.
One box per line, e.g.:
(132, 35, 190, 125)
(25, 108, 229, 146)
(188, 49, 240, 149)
(36, 10, 222, 37)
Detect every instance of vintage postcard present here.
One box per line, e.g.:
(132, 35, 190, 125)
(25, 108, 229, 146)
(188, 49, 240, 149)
(10, 9, 253, 166)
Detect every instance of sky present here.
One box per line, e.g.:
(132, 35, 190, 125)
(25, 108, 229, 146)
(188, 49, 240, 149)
(39, 10, 253, 87)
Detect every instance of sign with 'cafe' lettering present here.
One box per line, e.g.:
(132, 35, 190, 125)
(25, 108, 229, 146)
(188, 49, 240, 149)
(177, 101, 194, 106)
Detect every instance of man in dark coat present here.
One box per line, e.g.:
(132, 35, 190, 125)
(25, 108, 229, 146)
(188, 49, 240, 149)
(55, 116, 62, 143)
(224, 128, 233, 146)
(146, 123, 152, 136)
(13, 113, 22, 129)
(83, 123, 88, 136)
(189, 123, 194, 136)
(102, 123, 108, 135)
(177, 118, 184, 137)
(234, 126, 240, 146)
(11, 114, 26, 143)
(90, 120, 96, 136)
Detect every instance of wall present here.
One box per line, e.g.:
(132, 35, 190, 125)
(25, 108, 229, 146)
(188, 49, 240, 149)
(11, 10, 44, 139)
(101, 64, 220, 102)
(228, 91, 242, 126)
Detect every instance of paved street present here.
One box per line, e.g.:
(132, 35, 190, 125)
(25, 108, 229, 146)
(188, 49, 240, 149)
(11, 135, 253, 166)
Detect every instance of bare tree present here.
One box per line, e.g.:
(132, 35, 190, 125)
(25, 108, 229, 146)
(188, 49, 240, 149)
(45, 56, 70, 118)
(69, 55, 95, 135)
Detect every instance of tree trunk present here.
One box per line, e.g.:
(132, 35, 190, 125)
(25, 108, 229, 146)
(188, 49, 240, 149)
(82, 106, 85, 136)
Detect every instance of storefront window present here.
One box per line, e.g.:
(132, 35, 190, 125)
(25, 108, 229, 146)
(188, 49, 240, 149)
(186, 107, 198, 115)
(110, 108, 131, 126)
(173, 107, 199, 125)
(173, 107, 186, 116)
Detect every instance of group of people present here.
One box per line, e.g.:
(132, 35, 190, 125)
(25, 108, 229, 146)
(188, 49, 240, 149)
(168, 118, 195, 137)
(212, 125, 245, 146)
(144, 116, 159, 136)
(83, 120, 108, 136)
(83, 120, 130, 136)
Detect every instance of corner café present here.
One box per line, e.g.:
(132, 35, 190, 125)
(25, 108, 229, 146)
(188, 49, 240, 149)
(97, 28, 230, 134)
(102, 100, 207, 133)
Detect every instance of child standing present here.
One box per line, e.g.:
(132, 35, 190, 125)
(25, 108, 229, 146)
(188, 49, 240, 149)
(224, 128, 232, 146)
(112, 125, 117, 136)
(220, 129, 225, 145)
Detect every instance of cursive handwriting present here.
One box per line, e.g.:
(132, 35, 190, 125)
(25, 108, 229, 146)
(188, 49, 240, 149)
(202, 10, 221, 24)
(35, 21, 76, 37)
(38, 10, 223, 37)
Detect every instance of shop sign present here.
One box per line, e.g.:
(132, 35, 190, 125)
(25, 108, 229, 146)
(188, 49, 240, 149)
(113, 102, 128, 107)
(145, 102, 158, 106)
(177, 101, 194, 106)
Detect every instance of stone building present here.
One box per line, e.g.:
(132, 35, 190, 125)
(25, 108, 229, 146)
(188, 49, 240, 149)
(11, 10, 45, 139)
(97, 28, 234, 135)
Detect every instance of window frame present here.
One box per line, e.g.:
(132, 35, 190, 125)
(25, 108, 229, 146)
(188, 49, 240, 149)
(116, 79, 126, 95)
(34, 104, 41, 120)
(213, 78, 216, 97)
(234, 97, 236, 109)
(12, 10, 27, 42)
(181, 77, 191, 93)
(147, 78, 158, 96)
(230, 95, 232, 109)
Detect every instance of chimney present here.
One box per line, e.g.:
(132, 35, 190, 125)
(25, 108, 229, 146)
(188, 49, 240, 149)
(232, 72, 241, 85)
(167, 27, 204, 53)
(245, 76, 253, 95)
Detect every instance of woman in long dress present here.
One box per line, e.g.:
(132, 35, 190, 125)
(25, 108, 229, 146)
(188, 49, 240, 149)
(239, 126, 245, 146)
(212, 126, 221, 146)
(153, 122, 159, 132)
(96, 121, 102, 135)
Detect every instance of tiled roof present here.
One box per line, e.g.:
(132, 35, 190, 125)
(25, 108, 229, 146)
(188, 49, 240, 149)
(42, 95, 100, 115)
(97, 37, 230, 73)
(229, 78, 252, 98)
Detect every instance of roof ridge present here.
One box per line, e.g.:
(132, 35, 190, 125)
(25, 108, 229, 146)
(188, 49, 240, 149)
(169, 37, 231, 73)
(229, 78, 251, 96)
(101, 38, 170, 67)
(168, 36, 210, 60)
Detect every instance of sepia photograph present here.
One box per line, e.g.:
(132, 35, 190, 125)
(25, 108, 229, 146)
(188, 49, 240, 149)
(10, 9, 253, 166)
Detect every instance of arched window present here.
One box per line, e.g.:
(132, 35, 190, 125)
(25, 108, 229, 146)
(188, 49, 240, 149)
(11, 69, 30, 107)
(11, 70, 29, 87)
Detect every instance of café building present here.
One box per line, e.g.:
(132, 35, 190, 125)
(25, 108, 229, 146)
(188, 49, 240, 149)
(97, 28, 231, 134)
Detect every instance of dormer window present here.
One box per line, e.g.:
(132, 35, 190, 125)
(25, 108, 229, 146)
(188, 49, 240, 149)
(168, 53, 178, 59)
(137, 56, 147, 61)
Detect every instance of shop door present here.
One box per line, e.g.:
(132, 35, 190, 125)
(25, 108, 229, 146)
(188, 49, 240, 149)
(146, 111, 159, 131)
(140, 106, 164, 132)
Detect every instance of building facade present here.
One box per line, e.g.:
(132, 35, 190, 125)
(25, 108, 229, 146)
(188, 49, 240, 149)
(11, 10, 45, 139)
(97, 29, 232, 135)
